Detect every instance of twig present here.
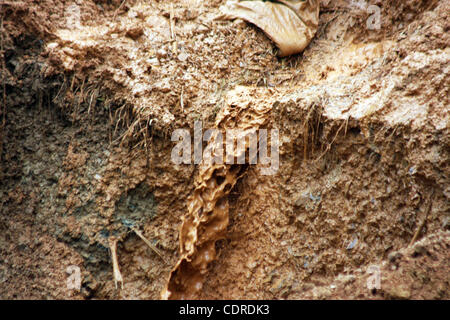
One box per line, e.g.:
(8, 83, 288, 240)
(108, 237, 124, 290)
(320, 8, 350, 13)
(113, 0, 127, 20)
(169, 3, 177, 53)
(314, 119, 346, 162)
(319, 12, 340, 37)
(409, 191, 434, 246)
(130, 226, 168, 265)
(180, 86, 184, 111)
(0, 17, 5, 163)
(169, 3, 175, 40)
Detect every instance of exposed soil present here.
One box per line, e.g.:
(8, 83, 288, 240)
(0, 0, 448, 299)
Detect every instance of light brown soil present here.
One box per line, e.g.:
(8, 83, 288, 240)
(0, 0, 448, 299)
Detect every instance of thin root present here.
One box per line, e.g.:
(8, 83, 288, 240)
(130, 226, 168, 265)
(409, 191, 434, 247)
(109, 237, 124, 290)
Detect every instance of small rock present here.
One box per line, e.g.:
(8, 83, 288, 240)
(388, 251, 402, 263)
(147, 57, 160, 66)
(312, 286, 332, 299)
(336, 274, 356, 285)
(387, 285, 411, 300)
(442, 216, 450, 230)
(246, 260, 258, 270)
(196, 24, 209, 34)
(269, 278, 284, 294)
(177, 52, 189, 62)
(346, 238, 358, 250)
(47, 42, 59, 50)
(183, 9, 199, 20)
(294, 197, 306, 207)
(204, 37, 214, 45)
(413, 244, 427, 256)
(123, 238, 136, 252)
(153, 79, 171, 93)
(156, 48, 167, 59)
(127, 10, 138, 19)
(232, 19, 246, 27)
(309, 192, 321, 202)
(126, 27, 144, 40)
(269, 277, 291, 296)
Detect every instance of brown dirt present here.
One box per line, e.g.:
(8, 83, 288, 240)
(0, 0, 448, 299)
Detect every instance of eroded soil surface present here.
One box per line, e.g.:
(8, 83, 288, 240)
(0, 0, 448, 299)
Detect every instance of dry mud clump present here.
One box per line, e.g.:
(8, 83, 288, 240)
(0, 0, 449, 299)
